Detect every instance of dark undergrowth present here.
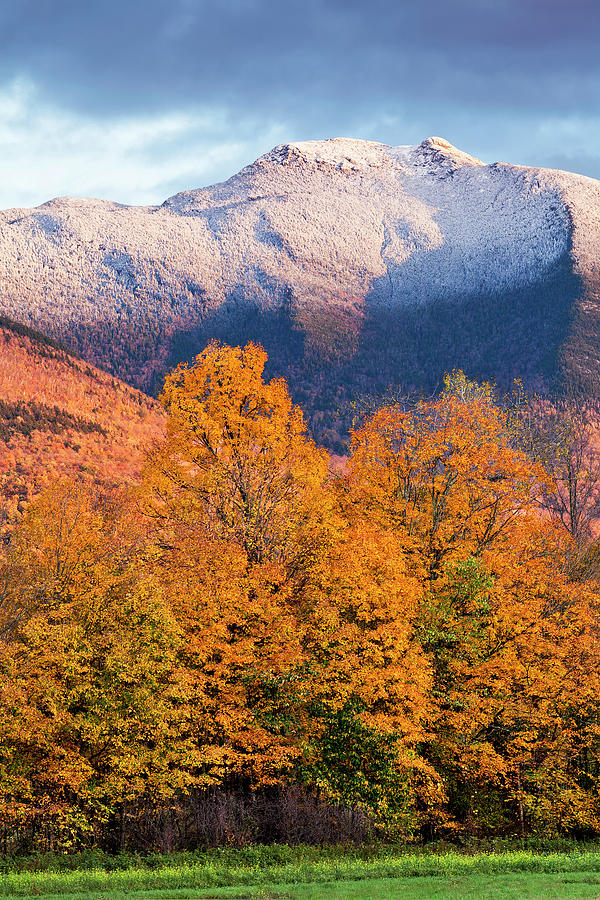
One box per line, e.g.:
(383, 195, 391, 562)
(4, 837, 600, 875)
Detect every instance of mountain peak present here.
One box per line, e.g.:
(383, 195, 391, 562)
(261, 137, 392, 171)
(258, 135, 483, 176)
(408, 136, 484, 171)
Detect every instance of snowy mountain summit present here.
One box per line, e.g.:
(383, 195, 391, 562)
(1, 136, 600, 442)
(258, 136, 482, 173)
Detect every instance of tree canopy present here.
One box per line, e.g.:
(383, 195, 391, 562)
(2, 345, 600, 850)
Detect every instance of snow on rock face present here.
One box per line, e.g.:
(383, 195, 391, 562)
(376, 159, 572, 306)
(258, 136, 483, 174)
(162, 136, 571, 303)
(262, 137, 398, 171)
(391, 136, 484, 173)
(162, 135, 574, 335)
(0, 135, 599, 410)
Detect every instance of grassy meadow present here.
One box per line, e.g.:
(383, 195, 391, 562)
(6, 877, 600, 900)
(3, 848, 600, 899)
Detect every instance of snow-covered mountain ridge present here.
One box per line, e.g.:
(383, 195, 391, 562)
(254, 136, 484, 174)
(1, 136, 599, 445)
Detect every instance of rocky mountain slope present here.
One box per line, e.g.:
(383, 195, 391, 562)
(0, 318, 164, 528)
(2, 136, 600, 447)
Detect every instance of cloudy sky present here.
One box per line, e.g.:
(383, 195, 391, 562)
(0, 0, 598, 208)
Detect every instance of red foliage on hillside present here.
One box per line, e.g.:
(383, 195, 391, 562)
(0, 319, 164, 529)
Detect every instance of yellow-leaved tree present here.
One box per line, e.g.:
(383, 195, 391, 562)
(347, 372, 600, 835)
(141, 342, 433, 835)
(0, 482, 189, 849)
(145, 340, 329, 564)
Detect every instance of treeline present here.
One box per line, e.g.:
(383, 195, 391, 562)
(164, 257, 580, 452)
(2, 343, 600, 852)
(2, 240, 584, 454)
(0, 400, 107, 442)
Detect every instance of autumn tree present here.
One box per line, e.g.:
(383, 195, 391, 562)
(347, 374, 600, 835)
(141, 343, 433, 833)
(347, 370, 543, 581)
(139, 342, 332, 787)
(144, 341, 329, 564)
(514, 395, 600, 544)
(0, 482, 189, 849)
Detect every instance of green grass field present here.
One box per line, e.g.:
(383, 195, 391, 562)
(4, 850, 600, 899)
(10, 877, 600, 900)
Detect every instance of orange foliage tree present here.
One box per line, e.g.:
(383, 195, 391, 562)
(145, 341, 329, 564)
(2, 354, 600, 847)
(0, 483, 189, 848)
(141, 342, 432, 833)
(347, 372, 600, 834)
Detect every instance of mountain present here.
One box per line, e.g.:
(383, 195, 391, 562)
(0, 317, 164, 529)
(2, 136, 600, 448)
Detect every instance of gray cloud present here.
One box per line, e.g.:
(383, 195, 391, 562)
(0, 0, 599, 206)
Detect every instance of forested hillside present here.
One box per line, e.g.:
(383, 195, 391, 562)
(0, 317, 164, 529)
